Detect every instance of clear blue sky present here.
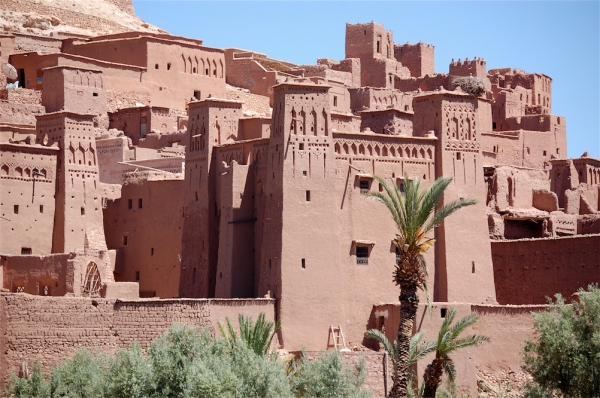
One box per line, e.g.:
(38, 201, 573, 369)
(135, 1, 599, 159)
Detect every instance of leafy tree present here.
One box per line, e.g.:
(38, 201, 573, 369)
(522, 284, 600, 398)
(219, 313, 281, 357)
(366, 174, 476, 397)
(48, 348, 110, 398)
(4, 361, 49, 398)
(422, 307, 490, 398)
(290, 350, 370, 398)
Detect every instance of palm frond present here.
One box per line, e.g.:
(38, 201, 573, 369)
(414, 177, 453, 229)
(423, 198, 477, 234)
(448, 313, 480, 342)
(409, 332, 436, 366)
(448, 335, 491, 351)
(365, 329, 396, 366)
(442, 358, 456, 382)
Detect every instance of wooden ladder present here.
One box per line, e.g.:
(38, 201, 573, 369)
(329, 325, 349, 351)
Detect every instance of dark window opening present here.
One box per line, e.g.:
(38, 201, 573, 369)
(397, 179, 405, 193)
(193, 90, 201, 100)
(151, 247, 154, 256)
(492, 122, 497, 130)
(13, 205, 18, 214)
(81, 207, 85, 215)
(138, 198, 143, 209)
(299, 143, 304, 150)
(167, 63, 171, 70)
(193, 67, 197, 73)
(441, 308, 447, 318)
(543, 150, 547, 157)
(333, 96, 338, 107)
(122, 235, 128, 246)
(456, 152, 461, 160)
(155, 64, 159, 69)
(39, 205, 43, 213)
(21, 247, 32, 255)
(135, 271, 140, 281)
(303, 170, 307, 176)
(356, 246, 369, 265)
(306, 190, 311, 201)
(93, 92, 98, 97)
(360, 180, 370, 194)
(128, 199, 132, 209)
(301, 258, 306, 269)
(205, 69, 209, 75)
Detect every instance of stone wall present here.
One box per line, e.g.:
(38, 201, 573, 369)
(4, 88, 42, 105)
(226, 86, 271, 116)
(0, 293, 275, 385)
(106, 90, 150, 113)
(492, 234, 600, 304)
(0, 101, 45, 125)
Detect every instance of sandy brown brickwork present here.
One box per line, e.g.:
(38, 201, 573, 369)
(0, 101, 44, 125)
(226, 86, 271, 116)
(492, 234, 600, 304)
(106, 90, 151, 113)
(4, 88, 42, 105)
(0, 293, 275, 384)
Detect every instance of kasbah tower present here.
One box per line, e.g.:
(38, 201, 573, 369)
(0, 2, 598, 395)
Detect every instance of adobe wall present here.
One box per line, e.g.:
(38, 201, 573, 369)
(103, 171, 184, 298)
(0, 293, 275, 386)
(492, 234, 600, 305)
(359, 109, 412, 136)
(0, 143, 58, 256)
(13, 34, 62, 54)
(96, 136, 132, 184)
(394, 42, 435, 78)
(0, 101, 45, 125)
(138, 130, 187, 150)
(226, 86, 271, 116)
(42, 67, 107, 115)
(4, 88, 42, 105)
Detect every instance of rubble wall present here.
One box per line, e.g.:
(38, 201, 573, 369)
(492, 234, 600, 304)
(0, 293, 275, 385)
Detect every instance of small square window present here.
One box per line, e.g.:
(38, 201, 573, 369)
(193, 90, 200, 100)
(122, 235, 128, 246)
(303, 170, 307, 176)
(356, 246, 369, 265)
(299, 143, 304, 150)
(13, 205, 18, 214)
(128, 199, 132, 209)
(456, 152, 461, 160)
(492, 122, 497, 130)
(543, 150, 547, 157)
(167, 63, 171, 70)
(21, 247, 32, 255)
(155, 64, 159, 69)
(441, 308, 447, 318)
(81, 207, 85, 215)
(92, 92, 98, 97)
(359, 180, 370, 194)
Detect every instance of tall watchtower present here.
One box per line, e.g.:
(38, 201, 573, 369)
(35, 112, 105, 253)
(180, 98, 243, 298)
(413, 91, 497, 303)
(259, 81, 343, 348)
(345, 21, 395, 61)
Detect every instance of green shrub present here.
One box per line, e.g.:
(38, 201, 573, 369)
(107, 342, 153, 398)
(48, 348, 110, 398)
(290, 350, 371, 398)
(522, 284, 600, 397)
(4, 361, 49, 398)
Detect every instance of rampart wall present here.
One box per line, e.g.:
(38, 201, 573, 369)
(492, 234, 600, 304)
(0, 294, 276, 385)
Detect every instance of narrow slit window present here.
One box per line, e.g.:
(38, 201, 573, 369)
(301, 259, 306, 269)
(138, 198, 143, 209)
(306, 190, 311, 201)
(356, 246, 369, 265)
(128, 199, 132, 210)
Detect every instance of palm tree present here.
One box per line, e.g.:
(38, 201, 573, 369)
(365, 329, 435, 369)
(218, 313, 281, 357)
(366, 174, 476, 398)
(422, 307, 490, 398)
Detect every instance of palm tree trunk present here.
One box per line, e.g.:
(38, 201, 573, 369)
(388, 285, 418, 398)
(422, 358, 444, 398)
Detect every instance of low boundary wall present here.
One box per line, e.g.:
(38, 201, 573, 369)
(0, 293, 275, 385)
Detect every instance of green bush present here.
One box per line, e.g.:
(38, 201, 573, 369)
(290, 350, 371, 398)
(4, 316, 370, 398)
(522, 284, 600, 397)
